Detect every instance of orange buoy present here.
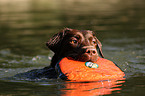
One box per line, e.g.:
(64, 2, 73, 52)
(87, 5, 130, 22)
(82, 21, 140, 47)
(56, 57, 125, 81)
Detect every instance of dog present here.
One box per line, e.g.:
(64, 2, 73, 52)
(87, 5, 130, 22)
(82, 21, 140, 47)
(14, 28, 104, 79)
(46, 28, 104, 68)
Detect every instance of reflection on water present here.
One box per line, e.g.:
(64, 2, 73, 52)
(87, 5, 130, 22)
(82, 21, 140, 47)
(0, 0, 145, 96)
(0, 78, 126, 96)
(61, 78, 125, 96)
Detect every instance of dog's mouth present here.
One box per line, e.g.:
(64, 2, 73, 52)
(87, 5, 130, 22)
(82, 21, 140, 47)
(67, 52, 98, 62)
(77, 54, 98, 62)
(65, 46, 98, 62)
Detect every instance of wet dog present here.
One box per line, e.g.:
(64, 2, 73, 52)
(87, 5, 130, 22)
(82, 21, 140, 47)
(14, 28, 104, 79)
(46, 28, 104, 68)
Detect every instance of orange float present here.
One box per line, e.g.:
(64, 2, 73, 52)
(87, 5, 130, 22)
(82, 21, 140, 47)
(56, 57, 125, 81)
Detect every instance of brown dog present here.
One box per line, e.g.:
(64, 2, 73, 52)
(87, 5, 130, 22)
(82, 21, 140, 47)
(14, 28, 104, 79)
(46, 28, 104, 68)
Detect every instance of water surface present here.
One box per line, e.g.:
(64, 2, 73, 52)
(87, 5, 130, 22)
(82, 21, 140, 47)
(0, 0, 145, 96)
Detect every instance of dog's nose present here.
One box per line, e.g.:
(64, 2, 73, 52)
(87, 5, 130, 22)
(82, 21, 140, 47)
(86, 49, 97, 55)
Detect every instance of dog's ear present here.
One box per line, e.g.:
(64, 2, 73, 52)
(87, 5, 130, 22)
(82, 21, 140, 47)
(92, 32, 104, 58)
(95, 37, 104, 58)
(46, 28, 72, 53)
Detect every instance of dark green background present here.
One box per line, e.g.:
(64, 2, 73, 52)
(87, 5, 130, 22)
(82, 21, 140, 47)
(0, 0, 145, 96)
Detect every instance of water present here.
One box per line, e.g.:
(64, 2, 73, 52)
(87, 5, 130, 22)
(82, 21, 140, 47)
(0, 0, 145, 96)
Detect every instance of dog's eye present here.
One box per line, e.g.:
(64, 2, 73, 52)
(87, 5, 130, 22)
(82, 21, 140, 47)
(71, 40, 78, 44)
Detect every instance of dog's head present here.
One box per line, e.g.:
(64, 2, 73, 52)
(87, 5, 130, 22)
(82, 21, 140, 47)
(46, 28, 104, 63)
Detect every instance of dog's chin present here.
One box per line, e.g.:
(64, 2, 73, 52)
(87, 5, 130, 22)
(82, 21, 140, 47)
(72, 54, 98, 62)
